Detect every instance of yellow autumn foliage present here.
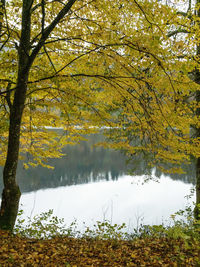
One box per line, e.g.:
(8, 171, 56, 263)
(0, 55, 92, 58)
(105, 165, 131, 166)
(0, 0, 199, 172)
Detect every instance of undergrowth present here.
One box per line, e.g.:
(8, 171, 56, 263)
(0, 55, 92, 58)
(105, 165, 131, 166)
(14, 204, 200, 243)
(1, 205, 199, 266)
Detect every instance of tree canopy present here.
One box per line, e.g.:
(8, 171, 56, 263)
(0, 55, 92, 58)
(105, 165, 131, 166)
(1, 0, 199, 170)
(96, 0, 200, 174)
(1, 0, 200, 230)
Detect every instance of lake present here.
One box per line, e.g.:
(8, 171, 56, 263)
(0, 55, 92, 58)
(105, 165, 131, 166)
(0, 133, 195, 231)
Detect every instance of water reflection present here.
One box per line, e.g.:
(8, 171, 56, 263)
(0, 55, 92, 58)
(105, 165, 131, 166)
(20, 174, 194, 230)
(0, 133, 196, 194)
(0, 134, 125, 193)
(0, 133, 196, 229)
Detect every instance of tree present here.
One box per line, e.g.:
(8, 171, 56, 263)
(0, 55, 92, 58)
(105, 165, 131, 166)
(96, 0, 200, 217)
(1, 0, 200, 232)
(2, 0, 166, 231)
(0, 0, 79, 231)
(0, 0, 128, 231)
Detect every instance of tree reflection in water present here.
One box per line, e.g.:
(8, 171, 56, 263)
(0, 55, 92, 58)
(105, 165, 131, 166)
(0, 133, 196, 193)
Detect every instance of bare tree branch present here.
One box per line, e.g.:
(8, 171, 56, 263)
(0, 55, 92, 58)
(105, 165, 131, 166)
(29, 0, 77, 66)
(5, 82, 12, 110)
(0, 0, 5, 36)
(167, 28, 189, 37)
(43, 45, 57, 72)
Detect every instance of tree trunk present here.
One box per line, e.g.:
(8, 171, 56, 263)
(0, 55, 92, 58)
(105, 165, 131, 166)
(194, 89, 200, 219)
(193, 0, 200, 219)
(194, 158, 200, 219)
(0, 0, 32, 231)
(0, 79, 29, 230)
(0, 0, 77, 231)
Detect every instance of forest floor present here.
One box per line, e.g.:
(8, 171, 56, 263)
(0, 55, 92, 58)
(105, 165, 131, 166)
(0, 230, 200, 266)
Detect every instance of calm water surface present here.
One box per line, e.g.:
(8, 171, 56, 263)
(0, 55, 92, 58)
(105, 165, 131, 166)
(0, 134, 195, 230)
